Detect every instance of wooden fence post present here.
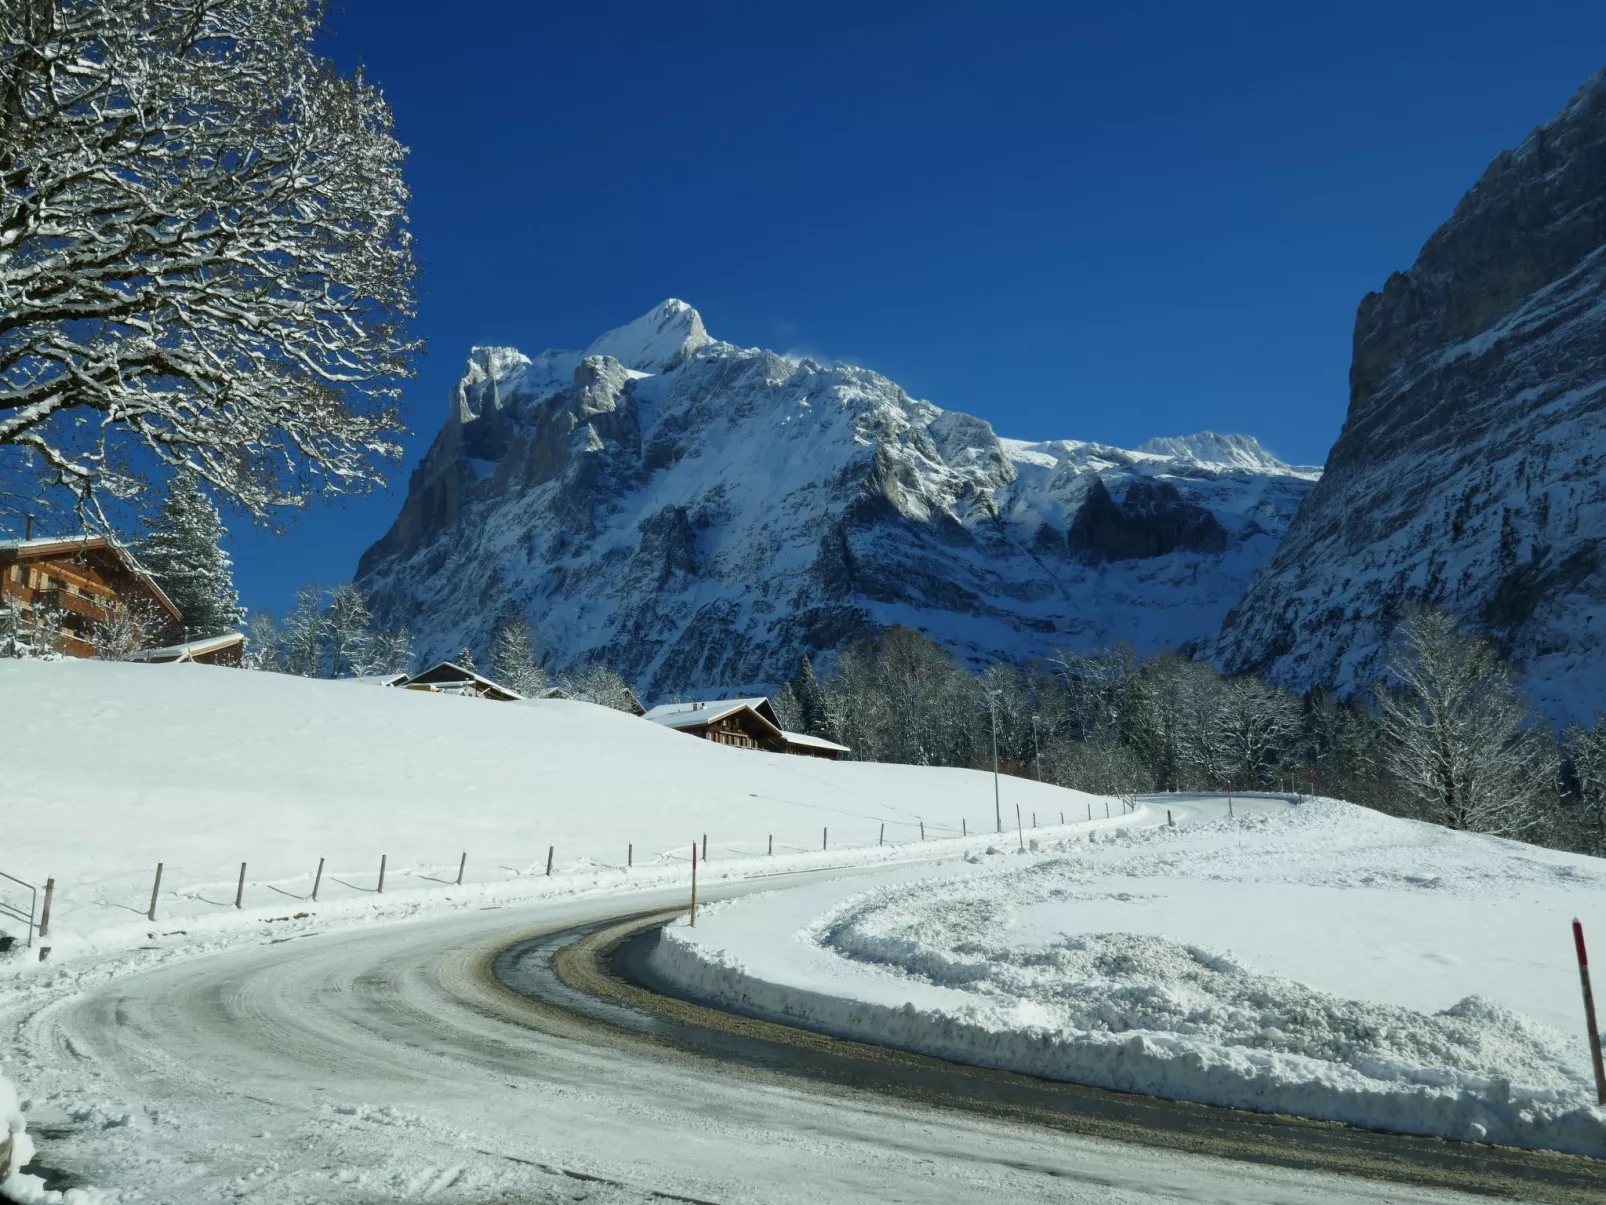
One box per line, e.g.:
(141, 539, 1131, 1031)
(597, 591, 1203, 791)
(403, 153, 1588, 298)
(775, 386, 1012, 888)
(1086, 802, 1091, 821)
(919, 821, 924, 841)
(1574, 919, 1606, 1104)
(147, 862, 163, 922)
(38, 878, 54, 939)
(377, 854, 387, 894)
(877, 824, 883, 847)
(1060, 811, 1065, 825)
(627, 843, 632, 869)
(768, 834, 773, 856)
(1167, 809, 1174, 826)
(1227, 783, 1234, 817)
(690, 844, 698, 928)
(701, 833, 707, 862)
(457, 851, 467, 886)
(312, 857, 324, 902)
(1016, 804, 1024, 852)
(235, 862, 247, 909)
(962, 819, 967, 836)
(822, 827, 828, 851)
(545, 846, 554, 877)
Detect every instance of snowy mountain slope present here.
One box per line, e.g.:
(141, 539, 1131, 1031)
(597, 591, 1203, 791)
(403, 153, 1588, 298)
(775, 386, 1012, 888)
(1214, 70, 1606, 721)
(357, 300, 1317, 696)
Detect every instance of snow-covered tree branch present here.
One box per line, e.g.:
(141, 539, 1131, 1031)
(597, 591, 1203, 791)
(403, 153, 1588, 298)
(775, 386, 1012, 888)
(0, 0, 418, 525)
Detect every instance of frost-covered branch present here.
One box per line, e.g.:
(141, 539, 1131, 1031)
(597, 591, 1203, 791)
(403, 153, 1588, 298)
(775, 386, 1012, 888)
(0, 0, 418, 524)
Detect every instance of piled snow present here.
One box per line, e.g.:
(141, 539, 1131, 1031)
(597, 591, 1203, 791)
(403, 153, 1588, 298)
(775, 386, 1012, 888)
(652, 800, 1606, 1155)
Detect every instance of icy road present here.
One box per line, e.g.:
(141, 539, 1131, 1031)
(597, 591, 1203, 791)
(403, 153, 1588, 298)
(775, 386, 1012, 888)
(2, 796, 1565, 1204)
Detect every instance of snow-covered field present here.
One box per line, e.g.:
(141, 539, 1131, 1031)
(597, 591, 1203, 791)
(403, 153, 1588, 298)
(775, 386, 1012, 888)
(0, 659, 1103, 962)
(0, 658, 1119, 1203)
(652, 799, 1606, 1156)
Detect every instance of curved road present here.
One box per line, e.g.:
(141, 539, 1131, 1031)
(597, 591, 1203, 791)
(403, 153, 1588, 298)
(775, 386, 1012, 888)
(6, 796, 1576, 1204)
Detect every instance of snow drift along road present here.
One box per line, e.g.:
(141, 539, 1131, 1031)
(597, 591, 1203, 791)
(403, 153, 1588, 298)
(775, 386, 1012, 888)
(652, 798, 1606, 1156)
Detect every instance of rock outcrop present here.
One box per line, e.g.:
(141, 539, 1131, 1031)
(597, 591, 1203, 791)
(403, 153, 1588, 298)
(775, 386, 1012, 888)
(357, 300, 1318, 697)
(1214, 70, 1606, 720)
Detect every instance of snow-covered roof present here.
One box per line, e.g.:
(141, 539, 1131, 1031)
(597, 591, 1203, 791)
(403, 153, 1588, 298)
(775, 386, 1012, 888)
(401, 662, 523, 700)
(353, 672, 410, 686)
(642, 698, 775, 730)
(781, 730, 852, 753)
(124, 631, 244, 663)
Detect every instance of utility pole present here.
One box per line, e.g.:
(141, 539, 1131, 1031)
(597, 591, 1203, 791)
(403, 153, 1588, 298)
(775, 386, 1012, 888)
(989, 692, 1002, 833)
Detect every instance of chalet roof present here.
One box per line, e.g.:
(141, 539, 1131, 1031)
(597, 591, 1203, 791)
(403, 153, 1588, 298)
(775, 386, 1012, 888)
(0, 534, 182, 621)
(400, 661, 523, 701)
(642, 697, 779, 729)
(353, 671, 410, 686)
(124, 631, 245, 663)
(643, 697, 785, 741)
(781, 730, 852, 753)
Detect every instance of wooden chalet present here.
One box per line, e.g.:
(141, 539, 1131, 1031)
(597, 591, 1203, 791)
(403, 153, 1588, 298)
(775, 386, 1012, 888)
(642, 697, 852, 759)
(398, 661, 524, 701)
(0, 536, 181, 659)
(643, 698, 790, 751)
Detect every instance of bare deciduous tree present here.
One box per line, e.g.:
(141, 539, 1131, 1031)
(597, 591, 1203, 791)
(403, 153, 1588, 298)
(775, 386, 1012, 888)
(1376, 608, 1556, 837)
(1, 0, 418, 525)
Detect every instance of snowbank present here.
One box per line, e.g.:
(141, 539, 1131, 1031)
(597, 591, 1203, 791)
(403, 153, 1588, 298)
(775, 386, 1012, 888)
(651, 801, 1606, 1156)
(0, 659, 1107, 962)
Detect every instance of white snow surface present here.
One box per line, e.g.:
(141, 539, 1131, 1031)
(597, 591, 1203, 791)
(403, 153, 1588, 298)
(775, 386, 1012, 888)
(0, 659, 1100, 960)
(652, 797, 1606, 1156)
(4, 659, 1383, 1205)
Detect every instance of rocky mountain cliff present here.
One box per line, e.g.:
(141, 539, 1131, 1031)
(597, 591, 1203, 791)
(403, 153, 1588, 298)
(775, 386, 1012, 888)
(1214, 70, 1606, 721)
(357, 300, 1318, 697)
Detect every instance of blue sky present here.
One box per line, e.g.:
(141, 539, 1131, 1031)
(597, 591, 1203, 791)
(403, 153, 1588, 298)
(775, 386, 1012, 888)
(230, 0, 1606, 615)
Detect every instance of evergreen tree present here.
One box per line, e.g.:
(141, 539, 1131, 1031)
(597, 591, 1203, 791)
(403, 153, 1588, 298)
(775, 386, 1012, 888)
(456, 646, 476, 672)
(138, 472, 244, 640)
(789, 655, 831, 736)
(491, 620, 548, 697)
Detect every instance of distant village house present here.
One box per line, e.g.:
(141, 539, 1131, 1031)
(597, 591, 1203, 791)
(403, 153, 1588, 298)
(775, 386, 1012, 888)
(642, 698, 851, 759)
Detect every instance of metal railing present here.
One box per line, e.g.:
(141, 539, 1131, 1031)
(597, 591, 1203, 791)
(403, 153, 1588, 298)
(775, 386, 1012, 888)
(0, 869, 37, 949)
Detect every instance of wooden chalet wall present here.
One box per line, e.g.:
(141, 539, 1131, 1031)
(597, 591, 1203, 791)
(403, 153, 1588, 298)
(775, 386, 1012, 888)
(696, 709, 787, 752)
(0, 541, 177, 659)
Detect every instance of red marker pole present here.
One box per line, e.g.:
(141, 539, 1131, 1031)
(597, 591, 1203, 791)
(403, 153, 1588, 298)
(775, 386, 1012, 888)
(1574, 919, 1606, 1105)
(690, 843, 699, 928)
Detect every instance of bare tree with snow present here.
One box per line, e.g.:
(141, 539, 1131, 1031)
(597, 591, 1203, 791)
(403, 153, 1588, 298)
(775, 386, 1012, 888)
(1564, 715, 1606, 854)
(558, 663, 639, 712)
(491, 620, 547, 697)
(0, 0, 418, 528)
(324, 583, 375, 677)
(1376, 607, 1557, 837)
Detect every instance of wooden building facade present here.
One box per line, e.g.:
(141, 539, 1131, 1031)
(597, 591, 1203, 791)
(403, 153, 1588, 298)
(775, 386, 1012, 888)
(0, 537, 181, 659)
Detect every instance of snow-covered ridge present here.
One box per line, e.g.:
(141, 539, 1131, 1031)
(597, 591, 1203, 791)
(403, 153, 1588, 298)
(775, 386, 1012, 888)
(358, 300, 1319, 695)
(1213, 68, 1606, 722)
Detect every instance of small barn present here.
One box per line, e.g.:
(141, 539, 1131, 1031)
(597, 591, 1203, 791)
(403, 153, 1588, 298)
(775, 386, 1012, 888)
(642, 698, 791, 752)
(398, 662, 524, 701)
(780, 730, 852, 760)
(0, 535, 181, 659)
(125, 631, 246, 667)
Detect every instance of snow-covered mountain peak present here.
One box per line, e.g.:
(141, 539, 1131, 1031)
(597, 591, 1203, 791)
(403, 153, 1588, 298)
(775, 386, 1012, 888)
(1137, 432, 1307, 476)
(583, 298, 713, 374)
(360, 304, 1320, 696)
